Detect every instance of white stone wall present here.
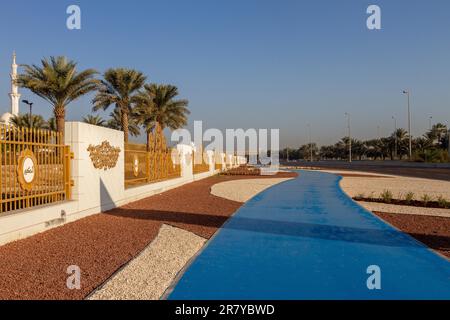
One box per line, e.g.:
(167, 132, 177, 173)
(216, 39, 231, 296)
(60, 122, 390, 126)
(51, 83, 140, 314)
(66, 122, 125, 213)
(0, 122, 240, 245)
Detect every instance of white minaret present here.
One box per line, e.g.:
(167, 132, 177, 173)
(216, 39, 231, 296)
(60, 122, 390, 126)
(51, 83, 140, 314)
(9, 51, 20, 116)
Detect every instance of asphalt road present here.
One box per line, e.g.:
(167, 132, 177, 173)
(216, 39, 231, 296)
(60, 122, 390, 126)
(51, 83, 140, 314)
(282, 161, 450, 181)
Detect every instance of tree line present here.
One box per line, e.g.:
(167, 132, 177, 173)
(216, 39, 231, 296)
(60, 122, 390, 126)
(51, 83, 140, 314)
(281, 124, 449, 163)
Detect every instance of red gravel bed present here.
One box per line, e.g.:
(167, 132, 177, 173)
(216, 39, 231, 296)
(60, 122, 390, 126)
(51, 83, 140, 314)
(221, 165, 261, 176)
(355, 198, 450, 209)
(0, 172, 297, 300)
(337, 173, 392, 178)
(373, 212, 450, 259)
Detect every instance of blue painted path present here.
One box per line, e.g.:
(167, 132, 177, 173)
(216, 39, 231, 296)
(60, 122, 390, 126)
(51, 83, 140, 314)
(169, 171, 450, 300)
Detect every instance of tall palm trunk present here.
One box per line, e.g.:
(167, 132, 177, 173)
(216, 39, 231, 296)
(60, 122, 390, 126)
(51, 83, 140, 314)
(121, 109, 129, 143)
(54, 105, 66, 139)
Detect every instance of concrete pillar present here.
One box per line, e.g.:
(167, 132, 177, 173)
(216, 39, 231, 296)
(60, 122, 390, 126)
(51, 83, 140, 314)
(177, 143, 194, 180)
(206, 150, 215, 173)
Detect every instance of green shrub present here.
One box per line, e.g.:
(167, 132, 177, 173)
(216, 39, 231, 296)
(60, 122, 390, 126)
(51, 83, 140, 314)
(404, 192, 415, 205)
(380, 190, 393, 204)
(413, 149, 449, 163)
(437, 195, 449, 208)
(421, 194, 433, 206)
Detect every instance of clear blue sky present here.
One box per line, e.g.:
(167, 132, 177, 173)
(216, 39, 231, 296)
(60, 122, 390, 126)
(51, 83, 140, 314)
(0, 0, 449, 147)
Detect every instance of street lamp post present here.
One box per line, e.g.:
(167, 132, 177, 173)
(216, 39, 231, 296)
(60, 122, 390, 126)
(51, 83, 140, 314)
(448, 125, 450, 158)
(22, 100, 33, 127)
(345, 113, 352, 163)
(307, 124, 313, 162)
(392, 116, 397, 160)
(402, 90, 412, 159)
(429, 116, 433, 131)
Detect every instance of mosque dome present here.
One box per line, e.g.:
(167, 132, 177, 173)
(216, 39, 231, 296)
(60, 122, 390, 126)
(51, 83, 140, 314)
(0, 112, 14, 124)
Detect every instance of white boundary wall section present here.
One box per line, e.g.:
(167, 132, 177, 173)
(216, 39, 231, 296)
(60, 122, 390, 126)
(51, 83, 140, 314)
(0, 122, 244, 245)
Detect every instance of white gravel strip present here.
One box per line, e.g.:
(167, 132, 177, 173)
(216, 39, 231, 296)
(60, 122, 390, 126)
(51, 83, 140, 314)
(211, 178, 293, 202)
(357, 201, 450, 218)
(88, 224, 206, 300)
(319, 170, 450, 201)
(318, 169, 450, 218)
(318, 169, 396, 177)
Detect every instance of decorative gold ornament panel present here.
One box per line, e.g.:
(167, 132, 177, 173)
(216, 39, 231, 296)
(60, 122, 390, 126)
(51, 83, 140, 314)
(87, 141, 121, 170)
(17, 149, 38, 191)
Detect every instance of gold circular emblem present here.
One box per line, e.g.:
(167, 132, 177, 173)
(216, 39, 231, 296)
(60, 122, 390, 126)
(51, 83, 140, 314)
(132, 155, 139, 177)
(17, 149, 38, 191)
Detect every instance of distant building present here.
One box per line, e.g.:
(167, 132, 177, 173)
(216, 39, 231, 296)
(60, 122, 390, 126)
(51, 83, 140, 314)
(0, 52, 21, 125)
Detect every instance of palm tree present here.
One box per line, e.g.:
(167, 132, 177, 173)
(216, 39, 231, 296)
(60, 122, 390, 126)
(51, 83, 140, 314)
(105, 108, 141, 137)
(425, 123, 448, 149)
(45, 117, 57, 131)
(93, 68, 146, 143)
(16, 56, 98, 136)
(352, 139, 367, 160)
(319, 145, 335, 160)
(11, 114, 47, 129)
(133, 84, 190, 150)
(414, 136, 433, 152)
(392, 128, 409, 159)
(297, 143, 317, 161)
(7, 114, 49, 143)
(379, 137, 392, 160)
(83, 114, 106, 127)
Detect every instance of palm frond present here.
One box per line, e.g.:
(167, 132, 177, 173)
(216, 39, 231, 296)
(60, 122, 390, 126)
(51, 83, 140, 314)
(83, 114, 106, 126)
(16, 56, 98, 133)
(134, 83, 190, 134)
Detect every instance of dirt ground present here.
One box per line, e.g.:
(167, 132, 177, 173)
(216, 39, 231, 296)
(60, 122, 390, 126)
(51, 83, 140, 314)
(373, 212, 450, 259)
